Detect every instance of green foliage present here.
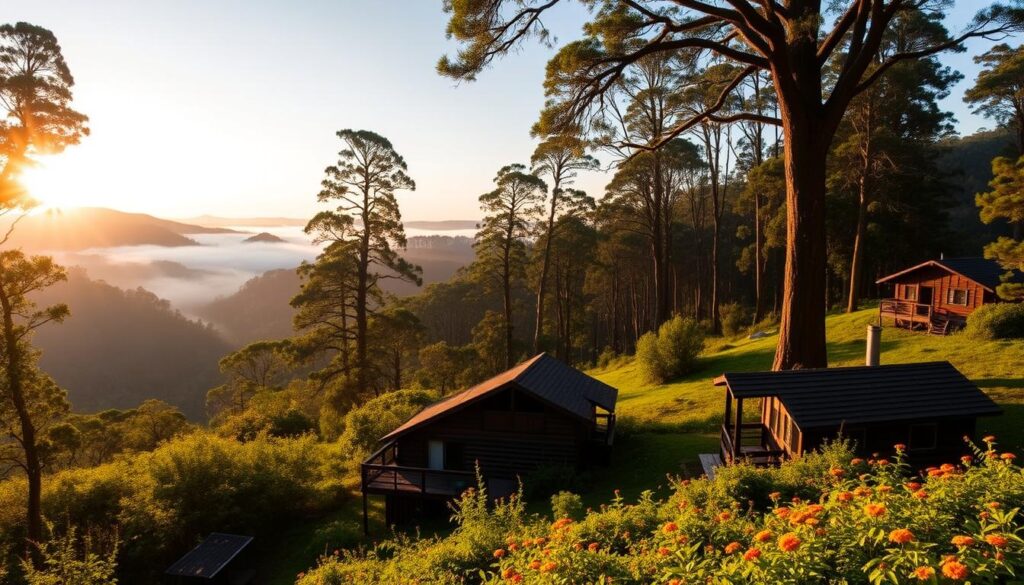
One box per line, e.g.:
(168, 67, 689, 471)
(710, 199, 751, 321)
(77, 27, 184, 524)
(719, 303, 753, 338)
(977, 155, 1024, 300)
(635, 315, 705, 384)
(965, 302, 1024, 340)
(299, 441, 1024, 584)
(966, 43, 1024, 134)
(549, 491, 583, 522)
(596, 346, 618, 369)
(21, 526, 118, 585)
(337, 389, 437, 463)
(0, 431, 342, 582)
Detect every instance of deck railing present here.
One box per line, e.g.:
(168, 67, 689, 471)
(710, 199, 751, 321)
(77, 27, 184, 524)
(879, 299, 933, 323)
(720, 423, 786, 465)
(361, 441, 476, 497)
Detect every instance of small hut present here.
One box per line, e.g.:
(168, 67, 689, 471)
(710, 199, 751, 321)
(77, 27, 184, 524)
(708, 361, 1000, 473)
(361, 353, 617, 532)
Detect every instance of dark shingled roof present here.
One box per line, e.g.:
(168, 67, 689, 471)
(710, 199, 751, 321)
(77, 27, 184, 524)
(381, 353, 617, 441)
(876, 257, 1024, 292)
(714, 361, 1000, 429)
(165, 533, 253, 579)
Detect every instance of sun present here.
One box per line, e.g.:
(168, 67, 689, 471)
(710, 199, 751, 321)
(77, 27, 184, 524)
(16, 160, 86, 210)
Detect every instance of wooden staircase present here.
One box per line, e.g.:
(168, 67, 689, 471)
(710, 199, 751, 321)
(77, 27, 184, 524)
(928, 317, 951, 336)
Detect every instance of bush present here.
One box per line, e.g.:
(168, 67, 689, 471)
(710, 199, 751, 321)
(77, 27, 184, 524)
(550, 491, 583, 521)
(636, 315, 705, 383)
(965, 302, 1024, 339)
(596, 346, 619, 369)
(337, 389, 438, 463)
(719, 302, 754, 337)
(299, 439, 1024, 584)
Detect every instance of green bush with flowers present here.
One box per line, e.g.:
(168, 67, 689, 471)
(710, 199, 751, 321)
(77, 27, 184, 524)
(298, 438, 1024, 584)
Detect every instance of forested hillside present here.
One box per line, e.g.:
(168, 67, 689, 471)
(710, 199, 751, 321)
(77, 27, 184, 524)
(32, 269, 231, 419)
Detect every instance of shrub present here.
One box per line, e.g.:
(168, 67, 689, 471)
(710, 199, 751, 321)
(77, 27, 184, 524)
(636, 315, 705, 383)
(596, 346, 618, 369)
(965, 302, 1024, 339)
(719, 302, 754, 337)
(299, 439, 1024, 584)
(22, 526, 119, 585)
(337, 389, 438, 463)
(550, 491, 583, 521)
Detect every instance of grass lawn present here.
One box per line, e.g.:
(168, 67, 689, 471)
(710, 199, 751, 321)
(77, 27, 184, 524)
(262, 307, 1024, 582)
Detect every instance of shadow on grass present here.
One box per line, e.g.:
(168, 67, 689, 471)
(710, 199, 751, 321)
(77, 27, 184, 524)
(976, 378, 1024, 389)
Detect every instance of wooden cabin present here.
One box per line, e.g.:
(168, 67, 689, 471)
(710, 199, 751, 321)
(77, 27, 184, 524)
(711, 362, 1000, 470)
(164, 533, 254, 584)
(876, 257, 1023, 334)
(361, 353, 617, 532)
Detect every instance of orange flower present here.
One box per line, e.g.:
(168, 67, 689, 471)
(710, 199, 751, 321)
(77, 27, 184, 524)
(724, 542, 742, 554)
(829, 467, 845, 478)
(539, 561, 557, 573)
(853, 486, 873, 498)
(911, 566, 935, 581)
(913, 489, 929, 499)
(1001, 452, 1017, 461)
(509, 574, 522, 584)
(941, 560, 969, 581)
(743, 547, 762, 562)
(985, 534, 1008, 548)
(983, 435, 996, 443)
(668, 580, 682, 585)
(551, 518, 573, 530)
(768, 491, 781, 501)
(940, 463, 956, 472)
(961, 455, 973, 464)
(774, 507, 791, 519)
(894, 443, 907, 452)
(905, 482, 922, 491)
(662, 522, 679, 535)
(535, 537, 547, 546)
(754, 530, 773, 543)
(863, 503, 887, 518)
(878, 485, 893, 494)
(717, 511, 732, 522)
(493, 548, 506, 558)
(508, 543, 519, 552)
(777, 532, 801, 552)
(528, 560, 541, 570)
(502, 567, 518, 579)
(987, 501, 1002, 509)
(951, 535, 975, 547)
(658, 546, 671, 557)
(877, 459, 890, 466)
(889, 529, 914, 544)
(836, 491, 854, 502)
(588, 542, 600, 552)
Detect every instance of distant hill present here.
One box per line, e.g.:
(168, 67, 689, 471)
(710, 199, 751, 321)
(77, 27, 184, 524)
(33, 269, 232, 419)
(3, 207, 242, 251)
(198, 235, 475, 345)
(243, 232, 287, 244)
(939, 128, 1018, 254)
(405, 220, 479, 230)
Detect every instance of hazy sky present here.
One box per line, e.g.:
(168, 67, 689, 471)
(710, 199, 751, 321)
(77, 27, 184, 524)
(9, 1, 1010, 221)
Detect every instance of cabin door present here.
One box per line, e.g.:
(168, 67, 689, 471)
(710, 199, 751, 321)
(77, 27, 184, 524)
(919, 286, 934, 306)
(427, 440, 444, 470)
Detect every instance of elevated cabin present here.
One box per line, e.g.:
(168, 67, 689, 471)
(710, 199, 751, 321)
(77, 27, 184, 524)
(164, 533, 254, 584)
(712, 362, 1000, 469)
(361, 353, 617, 532)
(876, 257, 1023, 334)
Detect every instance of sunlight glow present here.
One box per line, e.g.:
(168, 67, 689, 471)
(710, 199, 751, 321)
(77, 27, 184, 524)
(17, 160, 85, 210)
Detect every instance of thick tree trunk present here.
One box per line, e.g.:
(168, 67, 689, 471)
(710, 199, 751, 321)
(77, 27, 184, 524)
(773, 116, 829, 370)
(0, 287, 43, 567)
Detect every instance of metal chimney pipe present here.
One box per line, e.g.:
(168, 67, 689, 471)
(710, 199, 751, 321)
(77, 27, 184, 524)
(866, 324, 881, 367)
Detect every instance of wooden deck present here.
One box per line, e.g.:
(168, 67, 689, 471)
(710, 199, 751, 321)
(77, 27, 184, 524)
(698, 453, 723, 480)
(879, 299, 964, 335)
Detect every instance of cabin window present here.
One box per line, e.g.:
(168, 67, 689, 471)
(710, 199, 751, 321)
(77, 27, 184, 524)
(947, 289, 969, 306)
(902, 285, 918, 301)
(909, 423, 938, 451)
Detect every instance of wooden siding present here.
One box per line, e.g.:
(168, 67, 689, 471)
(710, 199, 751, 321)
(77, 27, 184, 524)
(394, 386, 592, 480)
(889, 266, 994, 319)
(761, 397, 801, 456)
(798, 417, 977, 465)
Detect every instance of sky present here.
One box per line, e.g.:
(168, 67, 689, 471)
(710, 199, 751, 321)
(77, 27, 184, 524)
(8, 1, 1013, 221)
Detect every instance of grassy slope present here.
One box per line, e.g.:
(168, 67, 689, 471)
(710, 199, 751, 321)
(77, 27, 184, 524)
(266, 307, 1024, 582)
(585, 307, 1024, 504)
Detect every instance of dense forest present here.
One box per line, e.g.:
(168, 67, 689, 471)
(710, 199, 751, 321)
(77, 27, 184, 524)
(2, 2, 1024, 584)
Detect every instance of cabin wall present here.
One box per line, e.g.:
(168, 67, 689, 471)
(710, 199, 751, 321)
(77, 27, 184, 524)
(761, 397, 802, 456)
(800, 417, 977, 464)
(890, 267, 990, 318)
(394, 386, 592, 479)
